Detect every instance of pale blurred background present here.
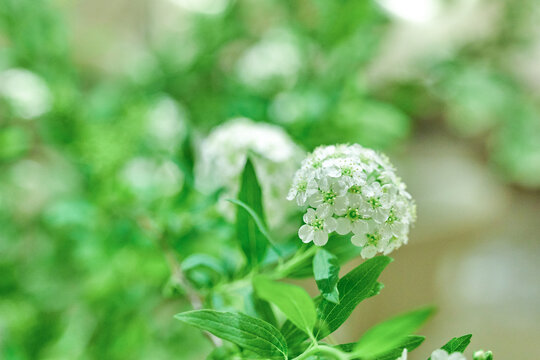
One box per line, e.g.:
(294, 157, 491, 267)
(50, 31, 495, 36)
(1, 0, 540, 359)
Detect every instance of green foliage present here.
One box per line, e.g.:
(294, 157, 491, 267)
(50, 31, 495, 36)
(0, 0, 507, 357)
(313, 249, 340, 303)
(236, 158, 268, 268)
(316, 256, 393, 339)
(175, 310, 287, 359)
(353, 307, 435, 359)
(253, 277, 316, 338)
(340, 335, 425, 360)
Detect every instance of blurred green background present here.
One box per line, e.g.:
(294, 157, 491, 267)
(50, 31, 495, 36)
(1, 0, 539, 359)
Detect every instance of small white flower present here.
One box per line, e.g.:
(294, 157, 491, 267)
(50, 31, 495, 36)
(288, 144, 415, 258)
(287, 175, 318, 206)
(396, 348, 407, 360)
(298, 207, 337, 246)
(431, 349, 467, 360)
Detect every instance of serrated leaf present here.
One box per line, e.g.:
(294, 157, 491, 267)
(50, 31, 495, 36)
(313, 249, 340, 304)
(339, 335, 425, 360)
(175, 310, 287, 359)
(428, 334, 472, 359)
(316, 256, 392, 339)
(353, 306, 435, 359)
(254, 276, 316, 337)
(236, 158, 268, 268)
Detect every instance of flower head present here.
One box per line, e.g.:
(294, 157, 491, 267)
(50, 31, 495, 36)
(288, 144, 415, 258)
(196, 118, 304, 227)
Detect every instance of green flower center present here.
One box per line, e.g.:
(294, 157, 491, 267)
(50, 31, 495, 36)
(365, 232, 380, 246)
(311, 218, 324, 230)
(342, 167, 353, 177)
(323, 190, 337, 204)
(348, 185, 362, 194)
(368, 197, 381, 209)
(347, 208, 361, 221)
(386, 209, 398, 224)
(297, 181, 308, 192)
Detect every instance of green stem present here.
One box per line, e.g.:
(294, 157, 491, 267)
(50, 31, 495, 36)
(273, 245, 318, 279)
(293, 344, 349, 360)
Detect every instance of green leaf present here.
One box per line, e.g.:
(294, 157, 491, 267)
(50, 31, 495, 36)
(353, 306, 435, 359)
(254, 276, 317, 337)
(313, 249, 340, 303)
(372, 335, 425, 360)
(228, 198, 281, 257)
(316, 256, 392, 339)
(281, 279, 386, 348)
(175, 310, 287, 359)
(245, 290, 278, 328)
(236, 158, 268, 268)
(428, 334, 473, 359)
(339, 335, 425, 360)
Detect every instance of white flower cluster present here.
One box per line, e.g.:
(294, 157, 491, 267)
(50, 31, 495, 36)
(288, 144, 415, 258)
(431, 349, 467, 360)
(195, 118, 304, 227)
(395, 349, 467, 360)
(0, 68, 52, 119)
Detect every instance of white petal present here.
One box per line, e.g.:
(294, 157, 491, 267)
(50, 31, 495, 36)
(286, 188, 296, 201)
(361, 245, 378, 259)
(325, 217, 337, 232)
(308, 193, 323, 208)
(303, 208, 316, 223)
(335, 218, 351, 235)
(334, 196, 348, 214)
(391, 222, 408, 237)
(431, 350, 450, 360)
(333, 196, 348, 214)
(313, 230, 329, 246)
(316, 203, 332, 218)
(372, 208, 388, 223)
(298, 225, 313, 243)
(352, 220, 369, 235)
(351, 234, 367, 247)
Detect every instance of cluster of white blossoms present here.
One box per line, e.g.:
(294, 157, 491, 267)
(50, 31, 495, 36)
(430, 349, 467, 360)
(195, 118, 304, 227)
(288, 144, 415, 258)
(395, 349, 468, 360)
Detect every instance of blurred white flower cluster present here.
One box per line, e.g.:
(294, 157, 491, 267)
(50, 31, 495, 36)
(120, 158, 183, 202)
(288, 144, 415, 258)
(146, 95, 187, 153)
(236, 29, 302, 92)
(195, 118, 304, 227)
(0, 68, 52, 119)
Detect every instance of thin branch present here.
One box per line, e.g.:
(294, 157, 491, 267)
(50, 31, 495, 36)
(137, 216, 223, 347)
